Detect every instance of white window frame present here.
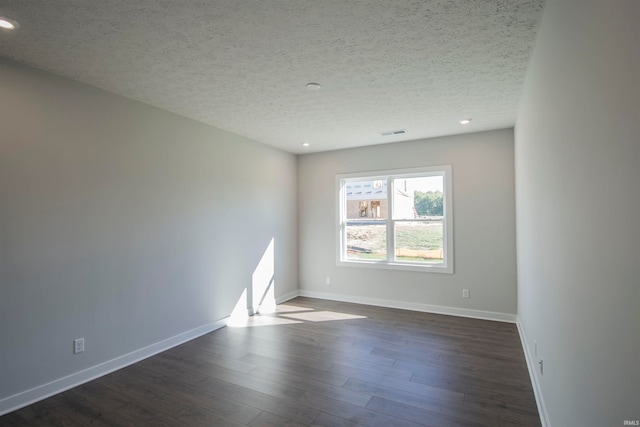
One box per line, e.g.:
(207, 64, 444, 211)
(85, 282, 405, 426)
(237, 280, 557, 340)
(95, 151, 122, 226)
(336, 165, 454, 273)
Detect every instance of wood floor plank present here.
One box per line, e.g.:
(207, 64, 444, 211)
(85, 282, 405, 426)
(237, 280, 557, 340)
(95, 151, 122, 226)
(394, 357, 532, 385)
(177, 406, 249, 427)
(249, 410, 307, 427)
(0, 297, 541, 426)
(194, 375, 321, 424)
(295, 392, 424, 427)
(0, 412, 32, 427)
(65, 381, 129, 413)
(249, 365, 372, 407)
(310, 412, 359, 427)
(148, 375, 263, 424)
(463, 392, 540, 420)
(499, 410, 543, 427)
(342, 377, 499, 426)
(410, 370, 537, 408)
(331, 361, 414, 381)
(366, 395, 489, 427)
(240, 352, 350, 387)
(7, 396, 87, 427)
(332, 363, 464, 404)
(48, 395, 120, 427)
(370, 346, 441, 365)
(98, 373, 175, 411)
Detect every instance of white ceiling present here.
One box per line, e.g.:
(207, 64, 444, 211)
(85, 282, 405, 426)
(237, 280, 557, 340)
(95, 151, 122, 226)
(0, 1, 544, 154)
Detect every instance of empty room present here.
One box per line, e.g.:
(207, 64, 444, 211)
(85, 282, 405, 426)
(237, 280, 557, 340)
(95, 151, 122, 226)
(0, 1, 638, 426)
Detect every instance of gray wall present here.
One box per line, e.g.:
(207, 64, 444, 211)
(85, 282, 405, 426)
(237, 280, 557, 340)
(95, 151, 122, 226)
(298, 129, 517, 317)
(0, 59, 298, 400)
(515, 0, 640, 425)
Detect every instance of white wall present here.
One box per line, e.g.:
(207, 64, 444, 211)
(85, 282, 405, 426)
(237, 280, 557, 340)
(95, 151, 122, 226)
(298, 129, 517, 319)
(0, 59, 298, 407)
(515, 1, 640, 426)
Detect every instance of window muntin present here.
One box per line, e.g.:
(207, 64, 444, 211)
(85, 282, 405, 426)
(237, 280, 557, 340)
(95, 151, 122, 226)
(337, 166, 453, 273)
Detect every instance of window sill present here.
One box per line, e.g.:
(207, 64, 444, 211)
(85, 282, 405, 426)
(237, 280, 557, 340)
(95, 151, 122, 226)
(337, 259, 453, 274)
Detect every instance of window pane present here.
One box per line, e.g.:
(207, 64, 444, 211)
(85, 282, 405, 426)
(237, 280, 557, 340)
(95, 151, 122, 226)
(345, 180, 387, 219)
(395, 220, 443, 263)
(345, 222, 386, 261)
(393, 176, 443, 219)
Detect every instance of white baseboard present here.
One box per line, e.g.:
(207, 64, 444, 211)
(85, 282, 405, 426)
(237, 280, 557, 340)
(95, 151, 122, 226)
(297, 289, 517, 323)
(275, 289, 300, 304)
(516, 318, 551, 427)
(0, 318, 228, 416)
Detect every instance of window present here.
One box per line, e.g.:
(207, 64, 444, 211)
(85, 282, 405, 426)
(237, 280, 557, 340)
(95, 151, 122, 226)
(337, 165, 453, 273)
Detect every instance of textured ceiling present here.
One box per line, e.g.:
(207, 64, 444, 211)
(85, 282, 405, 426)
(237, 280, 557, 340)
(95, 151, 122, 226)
(0, 1, 544, 153)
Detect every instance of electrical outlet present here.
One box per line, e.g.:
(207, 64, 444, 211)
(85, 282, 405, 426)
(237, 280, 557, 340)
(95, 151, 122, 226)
(462, 289, 470, 299)
(539, 359, 544, 375)
(73, 338, 84, 354)
(326, 276, 331, 285)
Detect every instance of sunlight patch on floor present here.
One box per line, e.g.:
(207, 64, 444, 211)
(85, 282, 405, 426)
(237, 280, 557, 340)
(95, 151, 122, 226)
(228, 289, 366, 327)
(227, 314, 302, 328)
(272, 304, 314, 313)
(280, 310, 367, 322)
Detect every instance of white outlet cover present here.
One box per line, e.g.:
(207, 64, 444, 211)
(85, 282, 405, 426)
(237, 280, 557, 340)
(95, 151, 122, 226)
(74, 338, 85, 354)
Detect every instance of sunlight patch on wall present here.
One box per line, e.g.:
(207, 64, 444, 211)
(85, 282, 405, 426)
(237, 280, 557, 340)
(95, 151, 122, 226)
(252, 238, 276, 314)
(227, 288, 250, 327)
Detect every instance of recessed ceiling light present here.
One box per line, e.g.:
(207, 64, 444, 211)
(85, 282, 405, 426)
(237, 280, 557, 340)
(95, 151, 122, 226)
(305, 83, 321, 91)
(460, 118, 472, 125)
(0, 16, 20, 30)
(302, 142, 310, 147)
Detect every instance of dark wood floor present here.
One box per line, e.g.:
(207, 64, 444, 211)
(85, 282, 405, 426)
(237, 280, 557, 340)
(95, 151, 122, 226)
(0, 297, 540, 426)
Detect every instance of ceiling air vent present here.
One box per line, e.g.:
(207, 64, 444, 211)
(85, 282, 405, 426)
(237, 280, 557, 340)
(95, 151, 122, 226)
(379, 129, 407, 136)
